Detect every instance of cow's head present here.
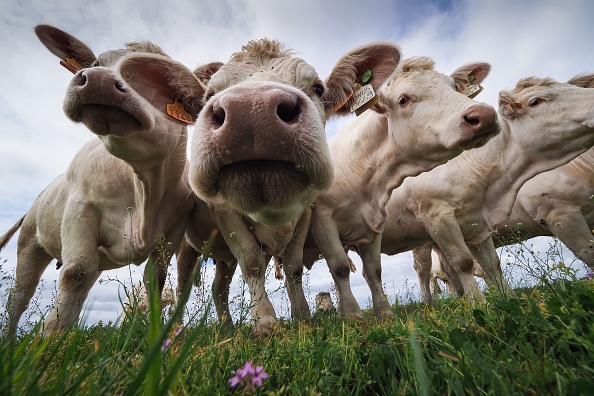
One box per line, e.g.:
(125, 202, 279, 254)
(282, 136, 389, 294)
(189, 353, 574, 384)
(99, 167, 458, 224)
(189, 39, 401, 225)
(498, 74, 594, 163)
(365, 57, 500, 166)
(35, 25, 209, 163)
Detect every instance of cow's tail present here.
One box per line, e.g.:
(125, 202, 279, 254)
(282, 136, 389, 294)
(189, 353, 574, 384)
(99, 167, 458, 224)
(0, 215, 25, 253)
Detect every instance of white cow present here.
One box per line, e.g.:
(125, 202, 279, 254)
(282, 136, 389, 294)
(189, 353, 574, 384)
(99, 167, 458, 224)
(378, 73, 594, 305)
(303, 57, 500, 319)
(187, 39, 402, 335)
(428, 144, 594, 298)
(199, 56, 501, 323)
(1, 25, 207, 336)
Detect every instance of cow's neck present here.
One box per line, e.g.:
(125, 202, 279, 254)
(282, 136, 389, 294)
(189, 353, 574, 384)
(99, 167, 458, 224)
(569, 146, 594, 174)
(109, 132, 191, 254)
(330, 112, 426, 233)
(467, 120, 568, 229)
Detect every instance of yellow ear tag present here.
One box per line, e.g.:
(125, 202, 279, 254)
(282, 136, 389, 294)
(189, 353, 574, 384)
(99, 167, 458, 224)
(350, 83, 379, 116)
(333, 90, 353, 112)
(462, 84, 483, 99)
(166, 99, 194, 124)
(60, 57, 83, 74)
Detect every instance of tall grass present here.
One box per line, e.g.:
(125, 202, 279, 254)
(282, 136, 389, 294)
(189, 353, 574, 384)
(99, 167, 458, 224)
(1, 237, 594, 395)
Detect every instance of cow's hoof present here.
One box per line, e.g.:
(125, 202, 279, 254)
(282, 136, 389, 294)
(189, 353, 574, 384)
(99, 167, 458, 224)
(250, 317, 278, 338)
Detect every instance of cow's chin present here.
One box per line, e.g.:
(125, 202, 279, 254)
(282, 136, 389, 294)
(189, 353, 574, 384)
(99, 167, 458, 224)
(78, 105, 146, 136)
(215, 160, 315, 225)
(458, 128, 500, 150)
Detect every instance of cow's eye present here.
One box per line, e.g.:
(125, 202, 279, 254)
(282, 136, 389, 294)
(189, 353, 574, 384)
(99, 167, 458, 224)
(398, 94, 410, 106)
(204, 88, 216, 102)
(312, 84, 325, 97)
(529, 97, 544, 107)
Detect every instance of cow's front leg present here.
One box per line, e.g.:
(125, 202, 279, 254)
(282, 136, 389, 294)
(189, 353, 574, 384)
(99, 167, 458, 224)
(470, 237, 515, 297)
(44, 202, 102, 334)
(412, 243, 435, 305)
(282, 209, 312, 322)
(212, 260, 237, 328)
(218, 211, 277, 336)
(359, 236, 393, 318)
(427, 215, 485, 304)
(311, 218, 362, 319)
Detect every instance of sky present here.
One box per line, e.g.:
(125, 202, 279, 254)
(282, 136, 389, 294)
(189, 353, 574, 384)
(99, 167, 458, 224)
(1, 0, 594, 329)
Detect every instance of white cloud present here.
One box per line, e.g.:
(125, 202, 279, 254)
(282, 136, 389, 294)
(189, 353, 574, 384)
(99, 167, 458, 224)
(1, 0, 593, 330)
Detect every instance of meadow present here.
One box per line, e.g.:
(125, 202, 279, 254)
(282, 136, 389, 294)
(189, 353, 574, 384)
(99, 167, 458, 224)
(1, 237, 594, 396)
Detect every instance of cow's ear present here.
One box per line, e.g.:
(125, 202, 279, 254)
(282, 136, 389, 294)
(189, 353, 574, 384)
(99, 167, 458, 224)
(451, 62, 491, 90)
(35, 25, 97, 71)
(194, 62, 224, 83)
(324, 42, 401, 116)
(118, 54, 207, 122)
(498, 94, 523, 117)
(567, 73, 594, 88)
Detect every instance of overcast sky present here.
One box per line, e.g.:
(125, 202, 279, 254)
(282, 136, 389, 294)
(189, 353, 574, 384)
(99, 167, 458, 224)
(1, 0, 593, 329)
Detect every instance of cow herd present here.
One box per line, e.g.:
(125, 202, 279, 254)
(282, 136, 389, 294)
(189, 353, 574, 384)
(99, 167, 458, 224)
(2, 24, 594, 338)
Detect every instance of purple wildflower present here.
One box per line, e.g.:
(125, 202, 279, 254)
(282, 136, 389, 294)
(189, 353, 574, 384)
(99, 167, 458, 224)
(174, 325, 184, 337)
(229, 361, 268, 393)
(587, 270, 594, 279)
(161, 337, 172, 351)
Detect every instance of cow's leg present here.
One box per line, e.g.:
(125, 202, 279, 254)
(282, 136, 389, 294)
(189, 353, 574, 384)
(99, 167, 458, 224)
(470, 237, 515, 297)
(412, 244, 434, 304)
(311, 218, 362, 319)
(359, 236, 393, 318)
(43, 202, 101, 334)
(212, 260, 236, 327)
(433, 242, 485, 303)
(218, 211, 276, 336)
(175, 237, 201, 297)
(425, 214, 486, 303)
(5, 218, 53, 337)
(547, 213, 594, 271)
(282, 209, 312, 322)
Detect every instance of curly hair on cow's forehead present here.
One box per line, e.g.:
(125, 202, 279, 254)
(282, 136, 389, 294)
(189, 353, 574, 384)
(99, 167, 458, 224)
(513, 76, 557, 92)
(401, 56, 436, 73)
(125, 41, 168, 57)
(230, 38, 296, 63)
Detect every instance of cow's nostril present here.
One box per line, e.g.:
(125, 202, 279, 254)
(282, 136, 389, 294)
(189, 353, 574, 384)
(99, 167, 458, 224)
(115, 80, 127, 93)
(212, 104, 226, 127)
(73, 72, 88, 87)
(464, 114, 480, 126)
(277, 103, 300, 123)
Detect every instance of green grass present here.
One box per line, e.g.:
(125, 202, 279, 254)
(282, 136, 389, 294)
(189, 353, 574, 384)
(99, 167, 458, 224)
(2, 233, 594, 395)
(2, 275, 594, 395)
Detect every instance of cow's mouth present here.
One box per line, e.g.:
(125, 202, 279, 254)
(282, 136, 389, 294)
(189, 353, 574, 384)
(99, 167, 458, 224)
(459, 124, 500, 150)
(74, 104, 148, 136)
(214, 159, 311, 211)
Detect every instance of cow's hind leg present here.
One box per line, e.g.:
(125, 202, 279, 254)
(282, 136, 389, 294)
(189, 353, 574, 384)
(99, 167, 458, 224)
(5, 234, 53, 337)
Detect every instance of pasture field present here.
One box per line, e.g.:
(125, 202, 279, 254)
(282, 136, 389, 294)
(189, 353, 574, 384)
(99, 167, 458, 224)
(1, 250, 594, 395)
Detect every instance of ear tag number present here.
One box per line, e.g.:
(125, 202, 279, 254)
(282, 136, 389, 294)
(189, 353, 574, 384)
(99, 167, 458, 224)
(350, 83, 379, 116)
(462, 84, 483, 99)
(167, 99, 194, 124)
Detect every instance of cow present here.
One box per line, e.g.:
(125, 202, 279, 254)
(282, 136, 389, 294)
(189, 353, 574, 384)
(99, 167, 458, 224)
(377, 73, 594, 305)
(427, 144, 594, 299)
(1, 25, 209, 336)
(300, 57, 500, 320)
(197, 56, 501, 324)
(186, 39, 402, 335)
